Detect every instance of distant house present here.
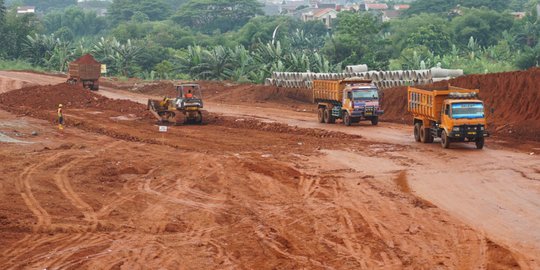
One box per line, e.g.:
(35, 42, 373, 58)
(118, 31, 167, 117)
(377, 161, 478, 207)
(360, 3, 389, 11)
(302, 8, 338, 28)
(16, 6, 36, 14)
(382, 10, 401, 22)
(280, 1, 310, 14)
(393, 4, 410, 10)
(510, 12, 526, 19)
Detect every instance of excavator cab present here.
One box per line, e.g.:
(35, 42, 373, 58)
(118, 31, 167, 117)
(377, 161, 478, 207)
(147, 83, 208, 125)
(175, 84, 203, 110)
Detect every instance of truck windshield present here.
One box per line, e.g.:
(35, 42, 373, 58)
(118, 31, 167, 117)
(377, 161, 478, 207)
(451, 103, 484, 119)
(352, 89, 378, 100)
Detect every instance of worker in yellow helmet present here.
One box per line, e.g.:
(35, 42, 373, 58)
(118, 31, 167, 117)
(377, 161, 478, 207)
(57, 104, 64, 130)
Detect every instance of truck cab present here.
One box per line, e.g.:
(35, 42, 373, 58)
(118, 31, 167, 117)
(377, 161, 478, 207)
(314, 78, 384, 126)
(408, 87, 489, 149)
(439, 95, 489, 147)
(341, 84, 384, 125)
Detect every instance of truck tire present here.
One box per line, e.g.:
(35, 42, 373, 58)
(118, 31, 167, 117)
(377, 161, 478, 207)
(441, 130, 451, 149)
(343, 112, 352, 126)
(425, 129, 434, 143)
(414, 123, 421, 142)
(420, 127, 434, 143)
(475, 137, 484, 149)
(324, 109, 335, 124)
(370, 116, 379, 125)
(318, 108, 326, 123)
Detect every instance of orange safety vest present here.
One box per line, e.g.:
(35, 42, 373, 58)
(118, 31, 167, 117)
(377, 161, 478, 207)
(57, 108, 63, 117)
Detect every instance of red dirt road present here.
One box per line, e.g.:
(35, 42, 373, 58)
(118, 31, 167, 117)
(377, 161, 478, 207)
(0, 71, 539, 269)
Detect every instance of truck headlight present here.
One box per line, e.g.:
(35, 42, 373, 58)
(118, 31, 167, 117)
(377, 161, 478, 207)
(452, 127, 460, 132)
(480, 126, 485, 130)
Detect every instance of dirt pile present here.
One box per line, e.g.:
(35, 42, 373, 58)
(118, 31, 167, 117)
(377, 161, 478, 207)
(72, 54, 100, 64)
(382, 68, 540, 141)
(0, 83, 152, 120)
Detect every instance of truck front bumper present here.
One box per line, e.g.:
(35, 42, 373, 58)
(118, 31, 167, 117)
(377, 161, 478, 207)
(449, 130, 489, 140)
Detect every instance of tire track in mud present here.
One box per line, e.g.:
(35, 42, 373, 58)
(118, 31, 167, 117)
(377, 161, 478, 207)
(14, 153, 63, 233)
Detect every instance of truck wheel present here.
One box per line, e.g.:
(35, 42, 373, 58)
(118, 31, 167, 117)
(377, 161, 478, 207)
(324, 109, 335, 124)
(370, 116, 379, 125)
(441, 130, 451, 149)
(414, 123, 421, 142)
(475, 137, 484, 149)
(420, 127, 433, 143)
(318, 108, 326, 123)
(343, 112, 352, 126)
(425, 129, 434, 143)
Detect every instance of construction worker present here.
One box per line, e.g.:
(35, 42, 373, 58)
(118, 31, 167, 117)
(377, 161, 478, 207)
(185, 89, 193, 99)
(57, 104, 64, 130)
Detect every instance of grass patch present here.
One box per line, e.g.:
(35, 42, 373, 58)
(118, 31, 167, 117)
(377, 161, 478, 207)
(0, 59, 45, 72)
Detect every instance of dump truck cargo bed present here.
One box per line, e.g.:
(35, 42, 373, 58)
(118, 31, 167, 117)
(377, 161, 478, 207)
(68, 63, 101, 80)
(313, 79, 372, 104)
(408, 85, 479, 121)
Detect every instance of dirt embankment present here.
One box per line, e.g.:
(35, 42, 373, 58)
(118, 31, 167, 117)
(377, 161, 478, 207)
(0, 83, 153, 121)
(382, 68, 540, 141)
(128, 80, 314, 111)
(0, 83, 357, 147)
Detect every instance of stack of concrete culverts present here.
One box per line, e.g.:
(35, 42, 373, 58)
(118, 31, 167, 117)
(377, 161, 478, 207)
(267, 67, 463, 89)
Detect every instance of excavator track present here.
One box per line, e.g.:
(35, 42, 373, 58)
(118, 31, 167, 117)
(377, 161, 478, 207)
(199, 110, 209, 125)
(174, 112, 186, 125)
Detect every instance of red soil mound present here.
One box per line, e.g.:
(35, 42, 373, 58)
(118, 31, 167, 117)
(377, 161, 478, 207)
(381, 68, 540, 141)
(73, 54, 100, 64)
(0, 83, 152, 120)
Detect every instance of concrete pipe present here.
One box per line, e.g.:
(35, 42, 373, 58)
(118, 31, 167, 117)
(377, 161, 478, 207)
(396, 71, 404, 81)
(447, 69, 464, 77)
(430, 68, 448, 78)
(347, 64, 368, 73)
(432, 77, 451, 83)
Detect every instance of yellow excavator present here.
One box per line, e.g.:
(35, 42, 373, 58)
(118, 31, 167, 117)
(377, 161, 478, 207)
(147, 83, 208, 125)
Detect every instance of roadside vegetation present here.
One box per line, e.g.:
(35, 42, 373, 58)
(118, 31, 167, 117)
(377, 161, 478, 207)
(0, 0, 539, 81)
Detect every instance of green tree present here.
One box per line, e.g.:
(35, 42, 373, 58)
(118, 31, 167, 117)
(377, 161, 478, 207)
(389, 13, 453, 57)
(403, 0, 457, 16)
(22, 0, 77, 11)
(43, 7, 106, 38)
(0, 12, 38, 59)
(515, 44, 540, 69)
(323, 12, 390, 69)
(172, 0, 263, 33)
(0, 0, 6, 24)
(108, 0, 172, 25)
(451, 8, 514, 47)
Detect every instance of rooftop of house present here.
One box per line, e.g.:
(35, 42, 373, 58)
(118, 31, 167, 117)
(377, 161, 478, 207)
(365, 3, 388, 10)
(394, 4, 410, 10)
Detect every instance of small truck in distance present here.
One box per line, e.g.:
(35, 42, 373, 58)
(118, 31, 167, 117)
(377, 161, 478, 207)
(67, 54, 101, 91)
(313, 78, 384, 126)
(408, 85, 490, 149)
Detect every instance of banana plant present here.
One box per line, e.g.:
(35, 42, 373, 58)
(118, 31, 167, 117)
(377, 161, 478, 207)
(111, 39, 142, 77)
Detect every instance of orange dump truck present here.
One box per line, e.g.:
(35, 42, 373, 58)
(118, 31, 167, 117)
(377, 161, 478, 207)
(314, 78, 383, 126)
(408, 85, 489, 149)
(67, 54, 101, 91)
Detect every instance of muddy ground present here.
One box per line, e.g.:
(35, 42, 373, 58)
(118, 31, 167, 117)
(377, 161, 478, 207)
(0, 71, 539, 269)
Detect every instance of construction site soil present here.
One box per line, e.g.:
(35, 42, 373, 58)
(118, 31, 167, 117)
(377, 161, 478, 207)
(382, 68, 540, 141)
(0, 70, 539, 269)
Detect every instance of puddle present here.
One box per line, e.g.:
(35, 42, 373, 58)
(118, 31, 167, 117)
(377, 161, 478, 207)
(0, 132, 30, 143)
(394, 171, 411, 193)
